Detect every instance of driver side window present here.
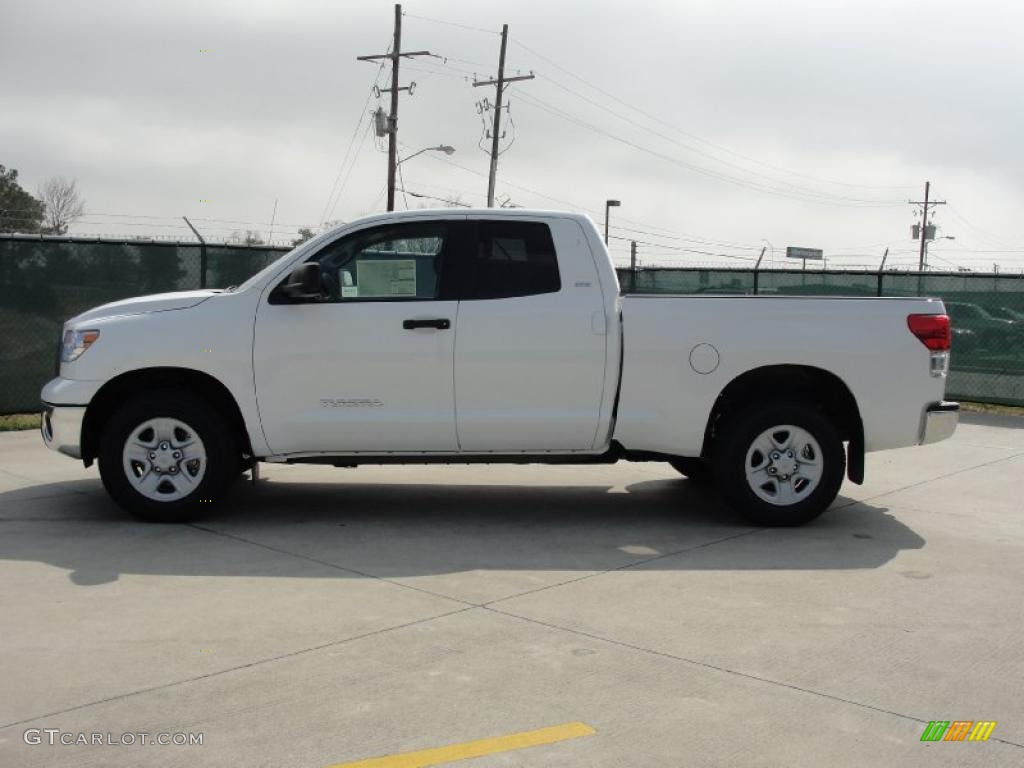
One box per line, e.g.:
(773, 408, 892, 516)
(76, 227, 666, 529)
(309, 221, 449, 302)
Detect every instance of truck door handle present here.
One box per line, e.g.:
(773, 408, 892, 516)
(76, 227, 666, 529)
(403, 318, 451, 330)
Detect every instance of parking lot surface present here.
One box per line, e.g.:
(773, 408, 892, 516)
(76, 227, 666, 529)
(1, 412, 1022, 767)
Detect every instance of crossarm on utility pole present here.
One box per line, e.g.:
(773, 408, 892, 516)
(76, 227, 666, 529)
(356, 50, 431, 62)
(472, 74, 536, 88)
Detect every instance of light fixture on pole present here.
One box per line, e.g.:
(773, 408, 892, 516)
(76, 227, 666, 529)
(397, 145, 456, 166)
(604, 199, 620, 246)
(923, 235, 955, 271)
(394, 146, 456, 211)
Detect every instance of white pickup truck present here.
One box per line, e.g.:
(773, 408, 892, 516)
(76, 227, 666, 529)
(41, 209, 959, 526)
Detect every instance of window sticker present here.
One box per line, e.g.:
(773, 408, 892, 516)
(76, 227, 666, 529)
(357, 259, 417, 297)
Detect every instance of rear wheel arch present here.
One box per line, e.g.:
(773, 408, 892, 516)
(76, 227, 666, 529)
(701, 364, 864, 483)
(82, 367, 252, 465)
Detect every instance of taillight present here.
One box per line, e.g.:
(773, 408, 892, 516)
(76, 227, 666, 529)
(907, 314, 951, 351)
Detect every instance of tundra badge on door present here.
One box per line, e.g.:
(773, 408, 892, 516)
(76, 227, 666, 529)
(320, 398, 384, 408)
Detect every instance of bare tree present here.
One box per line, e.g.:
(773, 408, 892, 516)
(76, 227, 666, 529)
(228, 229, 265, 245)
(38, 177, 85, 235)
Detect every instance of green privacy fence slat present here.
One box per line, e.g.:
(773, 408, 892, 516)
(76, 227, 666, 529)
(617, 266, 1024, 407)
(2, 237, 1022, 413)
(0, 236, 290, 415)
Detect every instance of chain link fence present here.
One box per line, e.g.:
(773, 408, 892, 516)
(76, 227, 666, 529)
(618, 267, 1024, 406)
(0, 235, 289, 414)
(1, 236, 1022, 413)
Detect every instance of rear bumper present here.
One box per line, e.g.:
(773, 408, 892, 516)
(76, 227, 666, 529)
(920, 401, 959, 445)
(41, 403, 86, 459)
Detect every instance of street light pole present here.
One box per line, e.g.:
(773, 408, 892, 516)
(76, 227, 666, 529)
(396, 145, 455, 166)
(923, 235, 955, 271)
(393, 145, 456, 210)
(604, 199, 620, 246)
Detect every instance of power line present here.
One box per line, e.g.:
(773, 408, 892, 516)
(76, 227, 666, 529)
(1, 210, 319, 230)
(399, 63, 468, 81)
(325, 119, 376, 224)
(945, 205, 1024, 249)
(401, 12, 498, 35)
(319, 48, 389, 227)
(514, 90, 903, 208)
(415, 149, 770, 251)
(405, 142, 1005, 264)
(607, 223, 763, 251)
(608, 234, 756, 262)
(510, 37, 917, 194)
(531, 73, 902, 204)
(440, 55, 496, 71)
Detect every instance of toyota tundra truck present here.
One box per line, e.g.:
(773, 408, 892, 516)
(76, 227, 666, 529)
(40, 209, 959, 525)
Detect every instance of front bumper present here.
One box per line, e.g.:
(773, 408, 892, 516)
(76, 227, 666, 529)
(921, 401, 959, 445)
(41, 403, 86, 459)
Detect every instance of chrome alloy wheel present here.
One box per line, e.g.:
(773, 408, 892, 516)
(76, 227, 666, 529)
(121, 418, 207, 502)
(744, 424, 823, 506)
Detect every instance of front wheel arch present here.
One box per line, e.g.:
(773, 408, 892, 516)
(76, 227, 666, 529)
(82, 367, 252, 466)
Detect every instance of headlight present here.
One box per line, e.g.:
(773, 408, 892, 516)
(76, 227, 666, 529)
(61, 329, 100, 363)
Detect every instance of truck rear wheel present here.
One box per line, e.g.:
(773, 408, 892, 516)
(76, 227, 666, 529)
(98, 391, 237, 523)
(713, 401, 845, 526)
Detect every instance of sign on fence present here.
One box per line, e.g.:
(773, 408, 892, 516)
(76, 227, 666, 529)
(786, 247, 823, 261)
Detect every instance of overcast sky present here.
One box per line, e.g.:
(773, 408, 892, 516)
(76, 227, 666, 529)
(2, 0, 1023, 270)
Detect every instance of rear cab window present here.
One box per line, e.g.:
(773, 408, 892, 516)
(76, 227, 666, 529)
(463, 220, 560, 300)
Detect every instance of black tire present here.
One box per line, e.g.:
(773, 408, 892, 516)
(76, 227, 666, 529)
(712, 400, 845, 527)
(668, 457, 713, 484)
(98, 391, 238, 523)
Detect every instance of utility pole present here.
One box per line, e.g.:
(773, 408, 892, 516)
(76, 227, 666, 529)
(357, 4, 433, 211)
(473, 24, 534, 207)
(909, 181, 946, 271)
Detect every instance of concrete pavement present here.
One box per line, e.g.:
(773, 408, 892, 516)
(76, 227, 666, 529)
(1, 413, 1022, 766)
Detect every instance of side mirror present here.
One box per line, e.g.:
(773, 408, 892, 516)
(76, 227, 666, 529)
(282, 262, 323, 300)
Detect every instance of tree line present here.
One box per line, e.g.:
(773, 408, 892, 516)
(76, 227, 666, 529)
(0, 164, 85, 235)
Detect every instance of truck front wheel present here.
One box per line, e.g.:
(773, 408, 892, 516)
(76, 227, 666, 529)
(713, 401, 845, 526)
(98, 391, 237, 522)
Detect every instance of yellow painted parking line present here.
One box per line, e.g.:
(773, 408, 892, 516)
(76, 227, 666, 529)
(325, 721, 596, 768)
